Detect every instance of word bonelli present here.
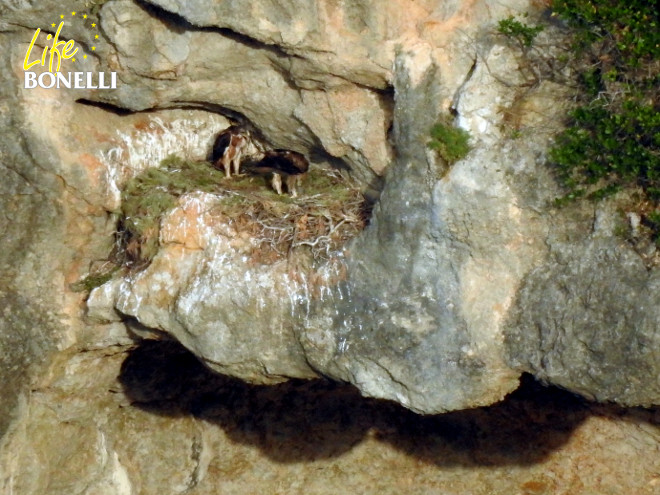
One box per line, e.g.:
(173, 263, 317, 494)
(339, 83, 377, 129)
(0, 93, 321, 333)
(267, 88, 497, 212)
(22, 11, 117, 90)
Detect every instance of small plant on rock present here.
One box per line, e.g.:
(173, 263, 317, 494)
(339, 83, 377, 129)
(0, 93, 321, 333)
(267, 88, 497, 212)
(428, 117, 471, 165)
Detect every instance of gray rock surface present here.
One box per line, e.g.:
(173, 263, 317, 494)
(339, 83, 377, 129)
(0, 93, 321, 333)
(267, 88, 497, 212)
(298, 50, 551, 412)
(506, 236, 660, 406)
(1, 0, 658, 436)
(0, 30, 63, 436)
(1, 0, 660, 492)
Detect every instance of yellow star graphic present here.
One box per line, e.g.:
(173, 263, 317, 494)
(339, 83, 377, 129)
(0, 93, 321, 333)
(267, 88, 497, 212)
(83, 14, 87, 19)
(60, 14, 64, 19)
(95, 34, 99, 39)
(91, 46, 96, 51)
(72, 57, 76, 61)
(51, 23, 56, 27)
(83, 54, 87, 59)
(91, 23, 96, 27)
(71, 11, 76, 16)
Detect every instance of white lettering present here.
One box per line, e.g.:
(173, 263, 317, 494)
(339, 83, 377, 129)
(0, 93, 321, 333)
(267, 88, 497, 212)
(56, 72, 71, 89)
(99, 72, 118, 89)
(86, 71, 98, 89)
(23, 71, 119, 90)
(39, 72, 55, 89)
(24, 71, 37, 89)
(74, 72, 84, 89)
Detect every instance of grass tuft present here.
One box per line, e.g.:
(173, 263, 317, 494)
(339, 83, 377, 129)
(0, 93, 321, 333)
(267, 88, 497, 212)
(428, 117, 472, 165)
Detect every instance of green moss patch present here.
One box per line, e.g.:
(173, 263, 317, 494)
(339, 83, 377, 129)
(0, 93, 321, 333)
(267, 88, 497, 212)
(70, 263, 120, 293)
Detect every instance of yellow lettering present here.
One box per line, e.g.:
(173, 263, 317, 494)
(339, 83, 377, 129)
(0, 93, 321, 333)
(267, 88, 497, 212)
(23, 22, 78, 73)
(62, 40, 78, 59)
(43, 35, 51, 65)
(23, 28, 42, 70)
(47, 22, 66, 72)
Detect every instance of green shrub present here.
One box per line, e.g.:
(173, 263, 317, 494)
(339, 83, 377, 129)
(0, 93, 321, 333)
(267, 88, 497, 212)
(428, 118, 471, 165)
(548, 0, 660, 212)
(497, 15, 544, 49)
(552, 0, 660, 66)
(551, 101, 660, 199)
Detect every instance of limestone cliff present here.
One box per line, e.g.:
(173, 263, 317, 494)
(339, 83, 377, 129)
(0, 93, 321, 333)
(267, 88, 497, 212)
(0, 0, 659, 492)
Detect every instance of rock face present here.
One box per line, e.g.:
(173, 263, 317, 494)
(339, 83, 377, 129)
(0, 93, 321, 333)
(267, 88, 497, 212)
(2, 341, 659, 495)
(1, 0, 659, 446)
(2, 0, 660, 492)
(297, 52, 549, 412)
(507, 237, 660, 406)
(91, 192, 321, 384)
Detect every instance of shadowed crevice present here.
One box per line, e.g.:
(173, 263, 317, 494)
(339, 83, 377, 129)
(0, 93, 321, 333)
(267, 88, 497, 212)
(118, 339, 606, 466)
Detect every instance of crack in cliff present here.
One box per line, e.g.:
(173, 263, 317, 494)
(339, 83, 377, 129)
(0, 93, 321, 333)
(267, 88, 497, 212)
(450, 53, 478, 115)
(182, 434, 204, 493)
(75, 98, 133, 115)
(135, 0, 298, 62)
(136, 0, 389, 91)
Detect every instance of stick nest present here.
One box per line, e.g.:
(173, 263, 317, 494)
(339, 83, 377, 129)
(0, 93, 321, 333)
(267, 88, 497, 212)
(116, 155, 369, 267)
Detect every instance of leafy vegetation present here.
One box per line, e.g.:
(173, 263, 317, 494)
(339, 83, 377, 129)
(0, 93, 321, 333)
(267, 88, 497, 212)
(551, 0, 660, 66)
(497, 15, 545, 50)
(428, 117, 471, 165)
(550, 101, 660, 200)
(495, 14, 563, 88)
(544, 1, 660, 242)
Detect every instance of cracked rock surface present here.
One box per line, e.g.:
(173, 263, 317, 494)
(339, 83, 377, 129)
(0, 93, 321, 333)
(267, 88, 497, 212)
(0, 0, 659, 491)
